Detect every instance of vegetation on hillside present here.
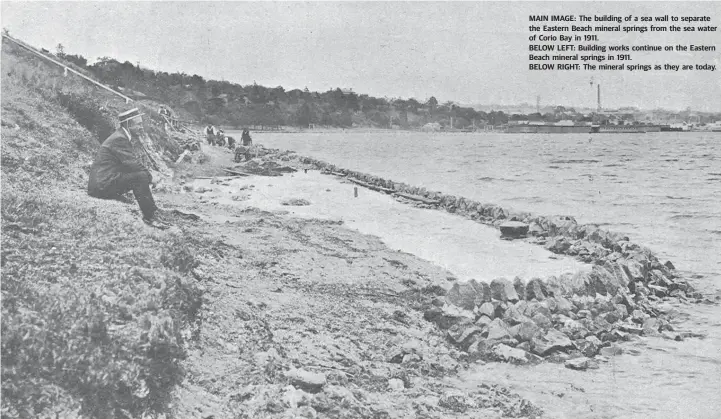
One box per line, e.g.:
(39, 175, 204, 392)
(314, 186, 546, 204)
(1, 38, 205, 418)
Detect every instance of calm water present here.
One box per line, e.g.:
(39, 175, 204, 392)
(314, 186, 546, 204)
(243, 130, 721, 418)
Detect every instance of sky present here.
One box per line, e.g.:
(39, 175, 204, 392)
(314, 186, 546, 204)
(2, 1, 720, 111)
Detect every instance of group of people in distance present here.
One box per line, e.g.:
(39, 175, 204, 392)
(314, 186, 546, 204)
(86, 107, 258, 230)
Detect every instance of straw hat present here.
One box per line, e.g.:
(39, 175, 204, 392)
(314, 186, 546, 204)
(119, 108, 144, 123)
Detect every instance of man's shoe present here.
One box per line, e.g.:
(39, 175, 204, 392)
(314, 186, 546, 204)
(143, 215, 172, 230)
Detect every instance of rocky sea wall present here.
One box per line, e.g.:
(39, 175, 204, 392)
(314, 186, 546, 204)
(296, 154, 709, 369)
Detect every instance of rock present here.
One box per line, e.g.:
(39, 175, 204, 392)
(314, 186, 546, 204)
(531, 312, 553, 330)
(545, 237, 571, 254)
(447, 325, 484, 348)
(490, 278, 519, 302)
(510, 321, 540, 342)
(553, 296, 576, 316)
(402, 353, 422, 363)
(503, 305, 532, 326)
(388, 378, 405, 391)
(530, 329, 574, 356)
(528, 222, 545, 236)
(513, 277, 526, 300)
(618, 323, 644, 335)
(623, 259, 646, 281)
(642, 318, 662, 336)
(661, 331, 683, 341)
(475, 315, 492, 328)
(487, 318, 513, 341)
(446, 279, 491, 310)
(478, 302, 495, 319)
(493, 344, 530, 364)
(285, 369, 327, 392)
(599, 344, 623, 356)
(574, 339, 600, 357)
(424, 304, 475, 330)
(614, 304, 629, 320)
(631, 310, 649, 324)
(664, 260, 675, 270)
(564, 357, 599, 371)
(524, 301, 551, 318)
(576, 309, 592, 319)
(648, 284, 668, 297)
(525, 278, 547, 301)
(499, 221, 529, 238)
(560, 319, 590, 340)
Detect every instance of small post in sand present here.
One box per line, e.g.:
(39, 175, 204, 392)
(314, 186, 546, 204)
(354, 187, 358, 198)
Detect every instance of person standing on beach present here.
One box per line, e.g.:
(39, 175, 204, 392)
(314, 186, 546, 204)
(87, 108, 172, 228)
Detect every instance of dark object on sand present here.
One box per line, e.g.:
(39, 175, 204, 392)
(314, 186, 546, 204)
(499, 221, 529, 238)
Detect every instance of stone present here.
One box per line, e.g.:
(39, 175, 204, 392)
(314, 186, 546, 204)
(475, 315, 492, 328)
(513, 277, 526, 300)
(499, 221, 529, 238)
(447, 325, 484, 348)
(530, 329, 574, 356)
(599, 344, 623, 356)
(614, 304, 629, 320)
(664, 260, 676, 270)
(424, 304, 475, 330)
(618, 323, 644, 335)
(525, 278, 548, 301)
(528, 222, 545, 236)
(574, 339, 599, 357)
(553, 296, 576, 316)
(531, 312, 553, 330)
(285, 368, 327, 392)
(487, 318, 513, 341)
(493, 344, 530, 364)
(560, 319, 590, 340)
(631, 310, 649, 324)
(503, 305, 532, 326)
(545, 237, 571, 254)
(490, 278, 519, 302)
(478, 302, 495, 319)
(388, 378, 405, 391)
(623, 259, 646, 281)
(642, 318, 662, 336)
(648, 284, 668, 298)
(576, 309, 592, 319)
(524, 301, 551, 318)
(564, 357, 599, 371)
(510, 321, 540, 342)
(446, 280, 482, 310)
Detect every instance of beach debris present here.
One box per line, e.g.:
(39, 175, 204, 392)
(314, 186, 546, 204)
(499, 221, 529, 239)
(281, 198, 310, 206)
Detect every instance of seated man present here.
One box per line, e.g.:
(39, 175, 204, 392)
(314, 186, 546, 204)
(87, 108, 171, 228)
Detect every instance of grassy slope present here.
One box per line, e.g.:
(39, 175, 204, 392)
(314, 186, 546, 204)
(1, 41, 204, 418)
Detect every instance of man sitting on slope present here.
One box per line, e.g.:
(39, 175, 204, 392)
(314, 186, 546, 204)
(87, 108, 172, 228)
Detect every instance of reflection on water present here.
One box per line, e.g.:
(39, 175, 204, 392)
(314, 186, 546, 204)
(246, 130, 721, 418)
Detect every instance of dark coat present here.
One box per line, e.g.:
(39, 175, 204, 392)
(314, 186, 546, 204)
(88, 128, 147, 197)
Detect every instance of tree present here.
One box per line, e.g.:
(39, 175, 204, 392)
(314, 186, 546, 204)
(427, 96, 438, 114)
(56, 43, 65, 57)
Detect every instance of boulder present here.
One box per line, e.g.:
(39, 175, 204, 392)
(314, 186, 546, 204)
(446, 280, 483, 310)
(553, 296, 576, 316)
(447, 325, 484, 348)
(490, 278, 519, 302)
(564, 357, 599, 371)
(574, 338, 600, 357)
(525, 278, 548, 301)
(499, 221, 529, 238)
(477, 302, 495, 319)
(531, 312, 553, 330)
(545, 237, 571, 254)
(487, 318, 513, 341)
(530, 329, 574, 356)
(475, 315, 492, 328)
(510, 321, 540, 342)
(513, 277, 526, 300)
(493, 344, 530, 364)
(285, 368, 327, 392)
(528, 222, 545, 236)
(503, 305, 532, 326)
(642, 318, 662, 336)
(423, 305, 474, 330)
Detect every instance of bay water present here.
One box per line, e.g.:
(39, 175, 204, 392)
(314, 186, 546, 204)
(239, 130, 721, 418)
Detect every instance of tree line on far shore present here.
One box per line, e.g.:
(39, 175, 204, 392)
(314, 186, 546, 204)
(52, 45, 720, 129)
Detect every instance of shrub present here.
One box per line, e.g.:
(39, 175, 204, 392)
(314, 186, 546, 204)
(1, 190, 203, 418)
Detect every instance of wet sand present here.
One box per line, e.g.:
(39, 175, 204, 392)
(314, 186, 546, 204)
(185, 170, 588, 283)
